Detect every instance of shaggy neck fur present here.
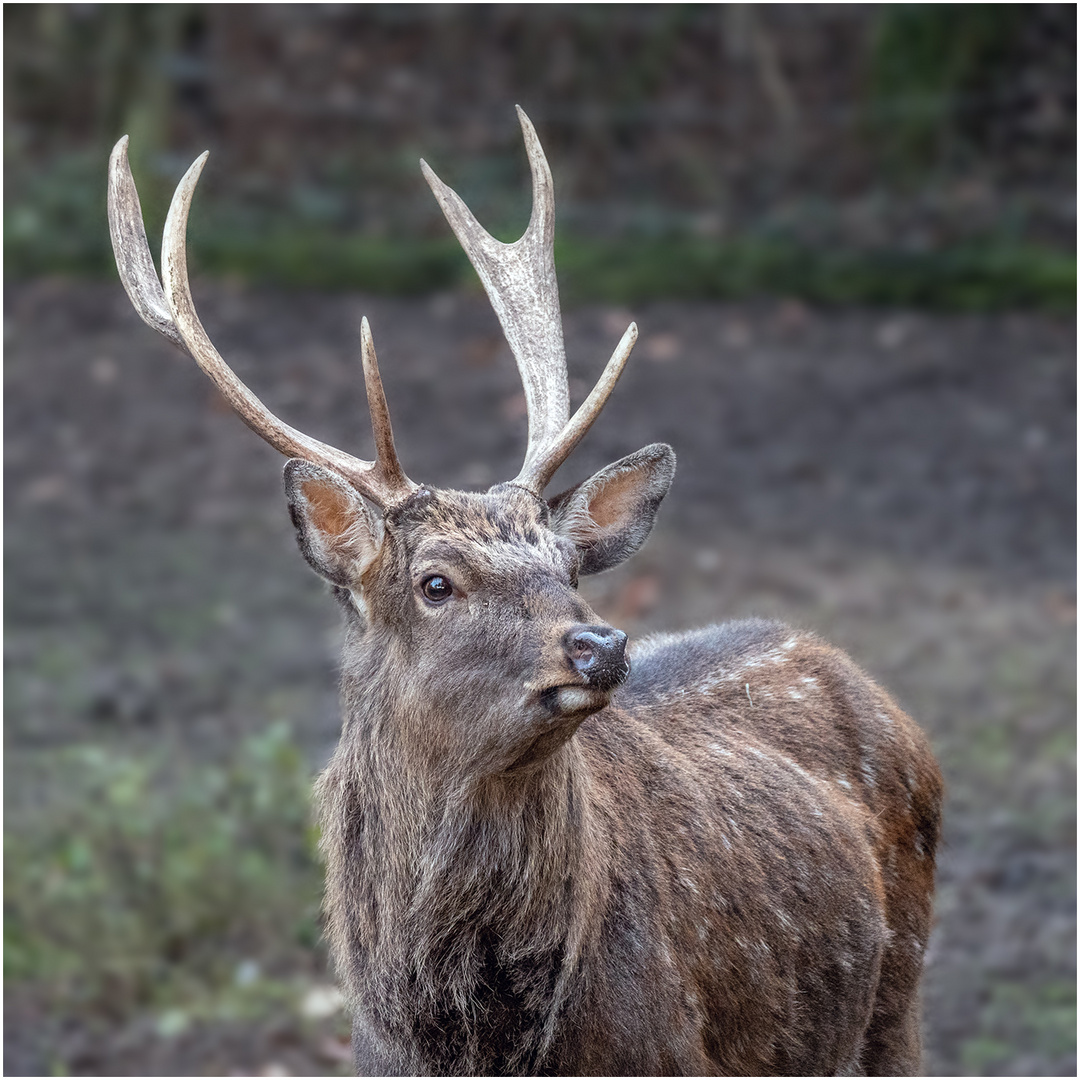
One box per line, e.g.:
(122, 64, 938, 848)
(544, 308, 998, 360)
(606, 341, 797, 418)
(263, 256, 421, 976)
(317, 626, 609, 1076)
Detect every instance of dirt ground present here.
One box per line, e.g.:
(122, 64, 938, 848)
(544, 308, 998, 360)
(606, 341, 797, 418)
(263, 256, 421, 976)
(5, 278, 1075, 1076)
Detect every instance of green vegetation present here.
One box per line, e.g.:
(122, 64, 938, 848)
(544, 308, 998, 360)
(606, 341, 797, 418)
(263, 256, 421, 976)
(4, 145, 1073, 313)
(5, 5, 1072, 313)
(4, 724, 323, 1017)
(961, 979, 1077, 1074)
(554, 235, 1074, 313)
(870, 5, 1028, 172)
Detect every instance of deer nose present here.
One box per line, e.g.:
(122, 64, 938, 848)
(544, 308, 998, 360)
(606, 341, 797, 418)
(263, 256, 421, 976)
(563, 625, 629, 691)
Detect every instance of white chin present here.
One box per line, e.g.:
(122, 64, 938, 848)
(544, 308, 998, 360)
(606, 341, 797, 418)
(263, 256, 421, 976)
(557, 687, 599, 713)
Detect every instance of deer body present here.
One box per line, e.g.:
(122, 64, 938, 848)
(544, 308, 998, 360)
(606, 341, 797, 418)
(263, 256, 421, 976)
(109, 108, 942, 1076)
(315, 490, 939, 1077)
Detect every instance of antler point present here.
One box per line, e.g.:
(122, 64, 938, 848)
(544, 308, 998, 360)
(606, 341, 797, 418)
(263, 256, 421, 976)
(516, 106, 536, 135)
(109, 136, 131, 170)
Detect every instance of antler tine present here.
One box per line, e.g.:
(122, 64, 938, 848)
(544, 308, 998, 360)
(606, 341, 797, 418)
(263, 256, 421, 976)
(108, 136, 415, 508)
(422, 105, 569, 487)
(359, 316, 411, 494)
(517, 321, 638, 494)
(422, 107, 637, 495)
(108, 136, 185, 349)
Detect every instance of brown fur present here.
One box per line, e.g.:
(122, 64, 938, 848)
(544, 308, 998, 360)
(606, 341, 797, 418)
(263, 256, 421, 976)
(293, 478, 943, 1077)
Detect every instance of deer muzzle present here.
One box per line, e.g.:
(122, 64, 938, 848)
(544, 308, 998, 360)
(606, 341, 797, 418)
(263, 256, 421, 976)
(563, 624, 630, 693)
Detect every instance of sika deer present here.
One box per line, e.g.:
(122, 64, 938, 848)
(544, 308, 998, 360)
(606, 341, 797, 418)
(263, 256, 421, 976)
(108, 108, 942, 1076)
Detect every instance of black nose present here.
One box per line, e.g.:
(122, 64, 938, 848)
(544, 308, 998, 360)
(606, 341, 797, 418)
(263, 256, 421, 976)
(563, 624, 629, 692)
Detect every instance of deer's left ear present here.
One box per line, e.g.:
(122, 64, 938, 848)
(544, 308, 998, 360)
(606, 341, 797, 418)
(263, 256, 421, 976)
(548, 443, 675, 575)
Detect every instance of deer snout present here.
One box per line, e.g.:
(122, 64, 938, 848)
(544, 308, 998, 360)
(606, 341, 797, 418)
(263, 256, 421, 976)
(563, 624, 629, 692)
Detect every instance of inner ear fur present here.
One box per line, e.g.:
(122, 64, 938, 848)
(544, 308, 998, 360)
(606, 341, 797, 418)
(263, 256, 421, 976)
(284, 460, 381, 587)
(548, 443, 675, 575)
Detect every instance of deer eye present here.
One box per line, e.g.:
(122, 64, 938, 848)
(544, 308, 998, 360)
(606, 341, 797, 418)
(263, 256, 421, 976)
(421, 575, 454, 604)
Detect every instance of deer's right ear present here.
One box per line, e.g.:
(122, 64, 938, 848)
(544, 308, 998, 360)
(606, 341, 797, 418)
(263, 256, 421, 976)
(284, 460, 382, 587)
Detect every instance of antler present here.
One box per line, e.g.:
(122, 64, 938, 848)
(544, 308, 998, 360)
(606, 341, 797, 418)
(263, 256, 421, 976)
(107, 136, 416, 509)
(422, 106, 636, 496)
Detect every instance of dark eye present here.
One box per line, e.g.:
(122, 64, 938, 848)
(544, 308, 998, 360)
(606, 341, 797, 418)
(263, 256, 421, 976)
(421, 575, 454, 604)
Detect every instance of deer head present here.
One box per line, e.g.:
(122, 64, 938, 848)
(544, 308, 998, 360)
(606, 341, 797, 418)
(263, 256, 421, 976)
(108, 108, 675, 775)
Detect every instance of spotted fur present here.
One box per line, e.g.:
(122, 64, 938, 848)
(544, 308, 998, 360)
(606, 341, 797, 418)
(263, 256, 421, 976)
(286, 451, 943, 1077)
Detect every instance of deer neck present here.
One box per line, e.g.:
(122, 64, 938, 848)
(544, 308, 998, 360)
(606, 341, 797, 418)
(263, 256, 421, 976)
(319, 640, 609, 1072)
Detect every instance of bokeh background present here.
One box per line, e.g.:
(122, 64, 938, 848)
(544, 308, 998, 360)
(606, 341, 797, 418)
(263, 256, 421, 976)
(5, 5, 1075, 1075)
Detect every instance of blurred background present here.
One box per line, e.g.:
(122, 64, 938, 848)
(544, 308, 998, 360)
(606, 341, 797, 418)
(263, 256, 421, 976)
(5, 4, 1075, 1075)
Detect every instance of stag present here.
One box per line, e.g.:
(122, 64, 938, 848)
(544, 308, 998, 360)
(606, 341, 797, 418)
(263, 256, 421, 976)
(108, 108, 942, 1076)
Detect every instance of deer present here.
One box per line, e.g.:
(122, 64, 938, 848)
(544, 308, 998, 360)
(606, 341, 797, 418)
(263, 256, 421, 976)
(107, 108, 942, 1077)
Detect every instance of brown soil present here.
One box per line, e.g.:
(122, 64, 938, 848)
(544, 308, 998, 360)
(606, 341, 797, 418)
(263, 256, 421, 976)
(5, 279, 1075, 1075)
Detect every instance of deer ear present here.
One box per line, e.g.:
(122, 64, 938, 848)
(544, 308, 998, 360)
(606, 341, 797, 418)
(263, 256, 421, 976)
(284, 460, 381, 587)
(549, 443, 675, 575)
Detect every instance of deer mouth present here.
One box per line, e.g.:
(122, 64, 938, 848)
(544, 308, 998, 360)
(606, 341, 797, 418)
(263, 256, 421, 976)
(533, 647, 631, 717)
(509, 687, 609, 771)
(537, 684, 614, 717)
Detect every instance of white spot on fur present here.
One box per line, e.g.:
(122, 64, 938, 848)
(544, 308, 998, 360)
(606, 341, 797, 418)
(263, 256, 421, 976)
(860, 759, 877, 788)
(774, 908, 797, 937)
(835, 774, 853, 790)
(787, 688, 804, 701)
(708, 742, 733, 757)
(742, 648, 792, 671)
(688, 666, 762, 698)
(798, 675, 818, 688)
